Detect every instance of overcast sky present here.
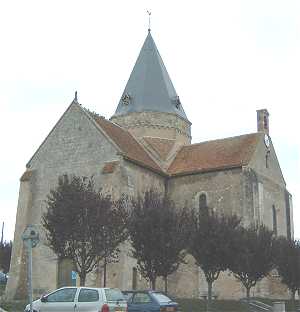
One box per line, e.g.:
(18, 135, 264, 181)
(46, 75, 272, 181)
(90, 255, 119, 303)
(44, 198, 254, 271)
(0, 0, 299, 241)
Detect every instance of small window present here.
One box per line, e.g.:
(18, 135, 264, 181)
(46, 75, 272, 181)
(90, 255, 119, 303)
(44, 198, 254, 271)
(199, 194, 207, 208)
(199, 193, 208, 215)
(272, 205, 277, 236)
(172, 96, 181, 109)
(264, 115, 268, 130)
(47, 288, 77, 302)
(265, 152, 270, 168)
(122, 93, 131, 105)
(78, 289, 99, 302)
(132, 267, 137, 290)
(132, 293, 152, 304)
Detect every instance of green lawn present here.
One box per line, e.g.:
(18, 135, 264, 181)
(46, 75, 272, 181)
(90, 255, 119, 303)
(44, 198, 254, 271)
(0, 300, 27, 312)
(0, 284, 5, 297)
(176, 298, 248, 312)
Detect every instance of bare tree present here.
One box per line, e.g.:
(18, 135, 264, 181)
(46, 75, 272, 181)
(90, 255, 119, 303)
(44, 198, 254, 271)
(189, 209, 241, 312)
(128, 190, 191, 291)
(42, 174, 127, 286)
(228, 224, 275, 301)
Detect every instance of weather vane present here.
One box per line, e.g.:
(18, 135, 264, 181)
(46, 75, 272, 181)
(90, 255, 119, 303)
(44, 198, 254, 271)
(147, 10, 151, 32)
(74, 91, 78, 102)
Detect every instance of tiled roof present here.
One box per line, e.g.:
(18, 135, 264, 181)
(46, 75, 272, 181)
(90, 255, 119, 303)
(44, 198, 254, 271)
(143, 137, 175, 160)
(94, 116, 162, 173)
(167, 133, 259, 176)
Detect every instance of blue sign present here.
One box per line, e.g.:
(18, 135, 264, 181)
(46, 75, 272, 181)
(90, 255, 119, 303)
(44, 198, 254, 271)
(71, 271, 77, 280)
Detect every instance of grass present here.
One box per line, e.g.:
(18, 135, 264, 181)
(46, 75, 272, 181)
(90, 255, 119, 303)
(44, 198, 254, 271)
(0, 300, 27, 312)
(0, 284, 5, 297)
(176, 298, 248, 312)
(0, 283, 27, 312)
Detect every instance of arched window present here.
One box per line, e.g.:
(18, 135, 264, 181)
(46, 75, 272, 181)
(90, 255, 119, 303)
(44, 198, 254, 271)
(199, 193, 208, 215)
(272, 205, 277, 236)
(265, 151, 270, 168)
(132, 267, 137, 290)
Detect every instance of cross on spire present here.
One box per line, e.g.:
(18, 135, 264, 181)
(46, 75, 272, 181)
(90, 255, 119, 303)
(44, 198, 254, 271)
(147, 10, 151, 32)
(74, 91, 78, 103)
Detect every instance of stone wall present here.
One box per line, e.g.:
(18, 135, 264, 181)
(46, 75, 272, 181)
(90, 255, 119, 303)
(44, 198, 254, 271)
(6, 103, 123, 299)
(111, 111, 191, 146)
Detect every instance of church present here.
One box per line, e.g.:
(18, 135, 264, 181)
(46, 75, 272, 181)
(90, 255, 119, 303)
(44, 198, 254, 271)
(6, 30, 293, 300)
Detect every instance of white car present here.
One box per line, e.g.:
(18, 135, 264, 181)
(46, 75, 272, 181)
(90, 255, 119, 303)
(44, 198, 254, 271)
(24, 287, 127, 312)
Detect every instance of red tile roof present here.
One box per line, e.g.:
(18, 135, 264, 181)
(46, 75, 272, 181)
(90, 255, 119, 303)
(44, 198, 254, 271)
(143, 137, 175, 160)
(167, 133, 259, 176)
(102, 161, 119, 174)
(94, 117, 162, 173)
(92, 113, 259, 177)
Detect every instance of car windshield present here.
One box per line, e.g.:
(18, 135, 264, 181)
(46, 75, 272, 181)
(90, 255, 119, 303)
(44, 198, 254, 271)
(152, 293, 172, 303)
(105, 289, 125, 301)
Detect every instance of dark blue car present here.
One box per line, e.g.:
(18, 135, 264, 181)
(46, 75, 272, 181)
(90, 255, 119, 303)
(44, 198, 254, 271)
(122, 290, 179, 312)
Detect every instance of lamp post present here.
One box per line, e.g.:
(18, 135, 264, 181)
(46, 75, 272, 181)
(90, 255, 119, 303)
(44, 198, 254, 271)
(22, 225, 39, 312)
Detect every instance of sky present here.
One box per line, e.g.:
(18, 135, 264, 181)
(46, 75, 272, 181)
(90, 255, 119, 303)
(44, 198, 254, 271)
(0, 0, 299, 241)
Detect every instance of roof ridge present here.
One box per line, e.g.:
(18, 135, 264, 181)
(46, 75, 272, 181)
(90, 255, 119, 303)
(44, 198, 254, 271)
(143, 136, 176, 142)
(187, 132, 259, 147)
(167, 132, 260, 176)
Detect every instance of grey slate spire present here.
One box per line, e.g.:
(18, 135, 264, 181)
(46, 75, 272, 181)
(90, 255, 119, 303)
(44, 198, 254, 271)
(113, 32, 189, 121)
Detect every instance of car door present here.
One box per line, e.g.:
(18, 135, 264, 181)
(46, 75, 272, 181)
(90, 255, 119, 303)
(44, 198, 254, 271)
(74, 288, 101, 312)
(128, 292, 156, 312)
(40, 287, 77, 312)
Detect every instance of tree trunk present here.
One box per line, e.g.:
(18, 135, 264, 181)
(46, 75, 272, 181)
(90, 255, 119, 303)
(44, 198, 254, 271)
(164, 276, 168, 294)
(291, 289, 296, 312)
(79, 272, 86, 286)
(246, 287, 250, 302)
(103, 256, 107, 287)
(207, 281, 213, 312)
(151, 277, 156, 290)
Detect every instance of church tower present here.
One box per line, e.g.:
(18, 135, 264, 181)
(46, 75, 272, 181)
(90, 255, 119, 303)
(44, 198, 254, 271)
(110, 31, 191, 146)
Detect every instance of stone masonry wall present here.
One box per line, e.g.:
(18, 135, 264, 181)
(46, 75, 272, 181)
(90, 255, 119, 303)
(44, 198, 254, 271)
(6, 103, 124, 299)
(93, 160, 166, 291)
(164, 164, 290, 300)
(111, 111, 191, 146)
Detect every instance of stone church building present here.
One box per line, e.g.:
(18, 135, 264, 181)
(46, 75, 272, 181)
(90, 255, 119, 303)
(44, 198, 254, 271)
(6, 30, 293, 300)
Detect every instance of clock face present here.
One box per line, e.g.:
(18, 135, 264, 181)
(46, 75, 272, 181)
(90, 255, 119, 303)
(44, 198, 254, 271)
(264, 134, 270, 148)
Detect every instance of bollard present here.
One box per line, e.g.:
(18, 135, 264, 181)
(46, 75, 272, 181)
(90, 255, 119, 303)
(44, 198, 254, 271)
(273, 301, 285, 312)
